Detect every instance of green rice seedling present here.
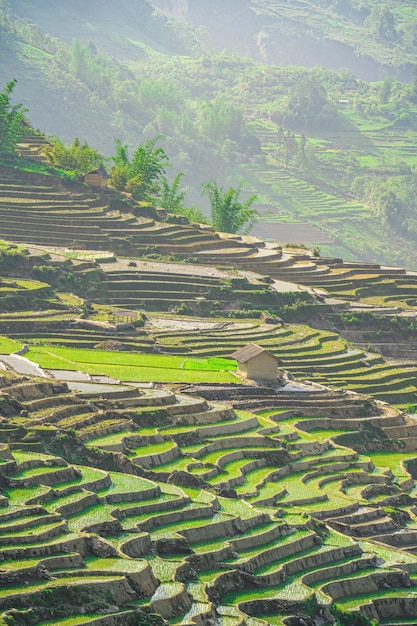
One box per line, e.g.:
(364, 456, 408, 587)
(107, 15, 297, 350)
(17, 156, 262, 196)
(4, 485, 50, 505)
(36, 615, 128, 626)
(84, 557, 148, 573)
(336, 587, 417, 610)
(147, 556, 183, 582)
(67, 503, 117, 532)
(217, 496, 259, 519)
(0, 335, 22, 353)
(150, 512, 230, 541)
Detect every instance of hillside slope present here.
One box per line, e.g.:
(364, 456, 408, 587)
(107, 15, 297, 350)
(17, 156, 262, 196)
(0, 167, 417, 624)
(9, 0, 197, 58)
(3, 2, 417, 269)
(152, 0, 417, 79)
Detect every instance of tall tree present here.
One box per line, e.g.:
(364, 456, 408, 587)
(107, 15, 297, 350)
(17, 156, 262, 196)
(42, 136, 104, 176)
(201, 180, 258, 234)
(366, 6, 397, 42)
(109, 137, 170, 201)
(158, 173, 206, 223)
(0, 79, 25, 159)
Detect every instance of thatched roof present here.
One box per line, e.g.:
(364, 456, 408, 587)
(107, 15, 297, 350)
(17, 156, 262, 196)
(84, 168, 109, 179)
(230, 343, 277, 364)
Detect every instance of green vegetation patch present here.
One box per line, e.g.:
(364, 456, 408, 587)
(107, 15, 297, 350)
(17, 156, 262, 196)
(0, 335, 22, 354)
(26, 346, 238, 383)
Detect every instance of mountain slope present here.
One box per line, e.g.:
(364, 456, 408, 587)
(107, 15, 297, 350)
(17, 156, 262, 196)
(153, 0, 417, 80)
(9, 0, 197, 59)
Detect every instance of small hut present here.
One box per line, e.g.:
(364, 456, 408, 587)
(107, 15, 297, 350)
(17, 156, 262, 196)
(108, 310, 140, 324)
(83, 168, 109, 188)
(231, 344, 278, 381)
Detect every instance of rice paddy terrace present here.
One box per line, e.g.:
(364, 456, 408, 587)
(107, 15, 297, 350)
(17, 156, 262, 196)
(243, 115, 417, 268)
(1, 166, 417, 623)
(0, 371, 417, 625)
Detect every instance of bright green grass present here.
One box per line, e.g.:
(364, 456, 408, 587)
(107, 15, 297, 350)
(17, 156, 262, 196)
(150, 512, 230, 540)
(99, 471, 156, 495)
(26, 346, 238, 383)
(67, 503, 117, 532)
(130, 441, 176, 457)
(336, 587, 417, 610)
(191, 523, 279, 555)
(233, 466, 278, 494)
(0, 335, 22, 353)
(359, 540, 417, 568)
(12, 450, 57, 463)
(84, 556, 148, 573)
(44, 490, 94, 511)
(148, 556, 183, 582)
(27, 346, 237, 370)
(187, 582, 208, 602)
(118, 493, 177, 518)
(84, 430, 134, 447)
(0, 520, 64, 539)
(365, 451, 416, 479)
(3, 484, 50, 505)
(0, 514, 48, 531)
(0, 574, 124, 598)
(217, 496, 260, 520)
(36, 615, 132, 626)
(0, 556, 44, 570)
(52, 465, 108, 492)
(13, 463, 67, 479)
(149, 457, 191, 473)
(229, 530, 312, 563)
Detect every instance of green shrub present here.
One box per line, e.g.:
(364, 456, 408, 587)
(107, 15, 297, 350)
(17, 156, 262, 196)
(332, 604, 377, 625)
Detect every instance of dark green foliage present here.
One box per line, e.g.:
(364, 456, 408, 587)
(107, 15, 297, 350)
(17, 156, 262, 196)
(197, 95, 244, 143)
(365, 6, 397, 43)
(201, 179, 258, 234)
(272, 76, 337, 131)
(0, 246, 27, 271)
(0, 79, 25, 159)
(332, 604, 377, 625)
(3, 2, 417, 267)
(158, 172, 206, 223)
(42, 136, 104, 177)
(339, 311, 417, 335)
(31, 265, 60, 284)
(110, 137, 170, 202)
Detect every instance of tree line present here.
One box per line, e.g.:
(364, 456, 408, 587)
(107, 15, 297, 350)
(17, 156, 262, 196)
(0, 80, 258, 236)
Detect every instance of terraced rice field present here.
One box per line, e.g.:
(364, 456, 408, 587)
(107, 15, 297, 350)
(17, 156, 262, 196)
(2, 156, 417, 623)
(24, 346, 238, 383)
(0, 368, 414, 623)
(245, 117, 417, 267)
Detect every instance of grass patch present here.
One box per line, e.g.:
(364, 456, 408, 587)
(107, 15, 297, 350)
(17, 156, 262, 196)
(0, 335, 22, 354)
(25, 346, 238, 383)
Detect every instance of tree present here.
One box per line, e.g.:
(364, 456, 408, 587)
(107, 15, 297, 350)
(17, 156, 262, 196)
(273, 76, 336, 131)
(201, 180, 258, 234)
(109, 137, 170, 201)
(0, 79, 25, 159)
(197, 96, 244, 143)
(366, 7, 397, 42)
(42, 136, 104, 176)
(158, 172, 187, 213)
(158, 173, 206, 223)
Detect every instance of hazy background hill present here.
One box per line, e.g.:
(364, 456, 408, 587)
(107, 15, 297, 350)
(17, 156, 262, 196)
(8, 0, 198, 58)
(152, 0, 416, 80)
(2, 0, 417, 268)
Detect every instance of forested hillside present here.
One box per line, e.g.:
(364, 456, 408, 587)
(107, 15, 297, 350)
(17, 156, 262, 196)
(2, 0, 417, 268)
(153, 0, 417, 79)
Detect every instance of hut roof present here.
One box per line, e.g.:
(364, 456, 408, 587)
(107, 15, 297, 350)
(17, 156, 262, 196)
(230, 343, 277, 364)
(85, 168, 109, 179)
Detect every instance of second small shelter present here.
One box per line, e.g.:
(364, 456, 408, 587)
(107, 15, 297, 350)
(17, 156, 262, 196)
(83, 168, 110, 188)
(231, 343, 278, 381)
